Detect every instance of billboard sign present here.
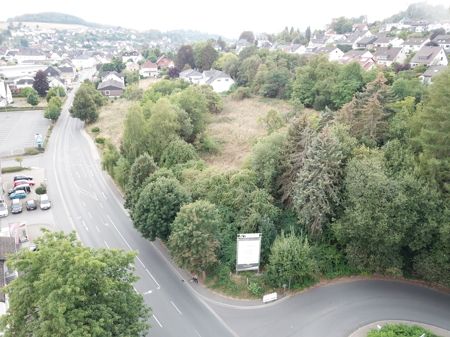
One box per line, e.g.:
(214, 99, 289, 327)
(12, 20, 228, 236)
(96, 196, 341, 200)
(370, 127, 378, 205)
(236, 233, 262, 272)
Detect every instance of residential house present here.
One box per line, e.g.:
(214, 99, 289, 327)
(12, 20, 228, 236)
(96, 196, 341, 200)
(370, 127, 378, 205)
(122, 51, 142, 64)
(126, 62, 140, 72)
(202, 69, 234, 93)
(48, 77, 66, 89)
(307, 36, 328, 50)
(355, 35, 377, 49)
(44, 65, 62, 79)
(373, 47, 408, 67)
(14, 48, 47, 64)
(341, 31, 373, 50)
(179, 69, 203, 84)
(14, 76, 34, 90)
(432, 35, 450, 52)
(156, 55, 174, 69)
(0, 81, 13, 107)
(419, 65, 448, 84)
(72, 53, 96, 69)
(315, 46, 344, 62)
(58, 64, 76, 87)
(292, 45, 308, 55)
(403, 37, 430, 53)
(340, 50, 376, 70)
(97, 79, 125, 97)
(409, 46, 448, 68)
(102, 71, 124, 84)
(139, 60, 159, 78)
(236, 39, 252, 54)
(372, 33, 404, 48)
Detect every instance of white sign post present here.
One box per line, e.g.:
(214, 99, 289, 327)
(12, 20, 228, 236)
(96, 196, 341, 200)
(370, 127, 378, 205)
(236, 233, 262, 272)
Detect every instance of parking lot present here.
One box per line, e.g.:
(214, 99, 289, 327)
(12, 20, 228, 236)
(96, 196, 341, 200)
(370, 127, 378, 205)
(0, 168, 55, 231)
(0, 110, 50, 157)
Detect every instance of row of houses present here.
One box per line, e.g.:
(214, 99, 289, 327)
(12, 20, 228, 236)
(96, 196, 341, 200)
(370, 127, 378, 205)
(179, 69, 235, 93)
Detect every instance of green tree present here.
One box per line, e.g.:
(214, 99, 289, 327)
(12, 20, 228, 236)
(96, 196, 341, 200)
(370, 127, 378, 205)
(391, 76, 424, 101)
(33, 70, 49, 97)
(260, 109, 285, 134)
(44, 96, 62, 121)
(172, 87, 209, 141)
(175, 45, 195, 70)
(337, 72, 392, 146)
(168, 200, 221, 274)
(121, 105, 149, 163)
(70, 86, 98, 123)
(125, 153, 158, 209)
(26, 92, 39, 107)
(133, 177, 191, 240)
(292, 124, 356, 235)
(333, 148, 411, 273)
(412, 68, 450, 194)
(0, 231, 149, 337)
(123, 70, 140, 85)
(305, 26, 311, 42)
(194, 42, 219, 71)
(249, 130, 287, 196)
(239, 31, 255, 43)
(123, 84, 143, 101)
(267, 231, 317, 288)
(160, 138, 199, 168)
(214, 53, 238, 71)
(46, 86, 66, 102)
(113, 156, 131, 189)
(259, 67, 292, 99)
(20, 87, 37, 98)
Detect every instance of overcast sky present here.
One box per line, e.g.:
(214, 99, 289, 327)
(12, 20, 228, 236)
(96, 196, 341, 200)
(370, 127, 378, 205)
(1, 0, 448, 38)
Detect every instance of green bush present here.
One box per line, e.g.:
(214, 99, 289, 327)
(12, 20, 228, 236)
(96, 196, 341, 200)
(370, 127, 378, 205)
(1, 166, 27, 174)
(231, 87, 251, 101)
(35, 184, 47, 195)
(24, 147, 42, 155)
(247, 281, 264, 297)
(95, 137, 106, 145)
(367, 324, 439, 337)
(91, 127, 100, 133)
(195, 134, 221, 154)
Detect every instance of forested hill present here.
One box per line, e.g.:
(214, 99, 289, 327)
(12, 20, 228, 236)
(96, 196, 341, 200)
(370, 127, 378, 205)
(384, 2, 450, 23)
(7, 12, 103, 27)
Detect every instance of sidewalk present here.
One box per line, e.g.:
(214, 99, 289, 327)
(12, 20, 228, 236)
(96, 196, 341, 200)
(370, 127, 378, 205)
(349, 320, 450, 337)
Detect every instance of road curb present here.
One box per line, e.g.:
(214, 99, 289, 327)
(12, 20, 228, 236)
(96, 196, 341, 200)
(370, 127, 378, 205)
(349, 320, 450, 337)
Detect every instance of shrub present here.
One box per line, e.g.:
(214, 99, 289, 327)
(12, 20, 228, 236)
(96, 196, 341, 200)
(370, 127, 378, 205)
(367, 324, 439, 337)
(35, 184, 47, 195)
(91, 127, 100, 133)
(195, 134, 221, 154)
(1, 166, 27, 174)
(95, 137, 106, 145)
(231, 87, 251, 101)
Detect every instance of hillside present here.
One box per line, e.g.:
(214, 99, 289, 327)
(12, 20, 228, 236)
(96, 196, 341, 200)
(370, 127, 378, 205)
(384, 2, 450, 23)
(8, 12, 102, 28)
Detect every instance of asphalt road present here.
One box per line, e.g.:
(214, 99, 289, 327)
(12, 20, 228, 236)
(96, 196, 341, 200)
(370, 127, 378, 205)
(43, 70, 236, 337)
(0, 110, 50, 157)
(41, 70, 450, 337)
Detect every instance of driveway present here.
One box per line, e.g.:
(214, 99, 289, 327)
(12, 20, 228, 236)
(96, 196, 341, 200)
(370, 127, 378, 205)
(0, 110, 50, 157)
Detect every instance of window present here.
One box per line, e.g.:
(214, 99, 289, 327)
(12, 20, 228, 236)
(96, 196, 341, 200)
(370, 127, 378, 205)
(104, 90, 110, 96)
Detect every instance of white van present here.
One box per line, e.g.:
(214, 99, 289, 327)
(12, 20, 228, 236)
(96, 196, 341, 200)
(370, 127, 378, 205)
(39, 194, 51, 210)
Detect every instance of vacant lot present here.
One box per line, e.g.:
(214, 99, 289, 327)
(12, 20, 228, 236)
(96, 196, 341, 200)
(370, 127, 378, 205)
(0, 110, 50, 157)
(87, 99, 132, 149)
(202, 96, 294, 171)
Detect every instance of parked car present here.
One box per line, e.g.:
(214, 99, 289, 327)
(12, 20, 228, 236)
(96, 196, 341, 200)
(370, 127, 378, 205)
(26, 199, 37, 211)
(11, 199, 23, 214)
(8, 184, 31, 195)
(13, 175, 33, 182)
(13, 179, 35, 187)
(9, 190, 27, 200)
(39, 194, 51, 210)
(0, 201, 8, 217)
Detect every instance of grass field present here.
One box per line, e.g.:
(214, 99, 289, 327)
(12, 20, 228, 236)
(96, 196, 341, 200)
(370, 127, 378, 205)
(202, 96, 294, 171)
(87, 98, 133, 149)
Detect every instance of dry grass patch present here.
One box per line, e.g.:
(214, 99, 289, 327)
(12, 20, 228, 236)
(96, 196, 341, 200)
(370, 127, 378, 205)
(139, 78, 160, 90)
(87, 98, 132, 149)
(202, 96, 294, 171)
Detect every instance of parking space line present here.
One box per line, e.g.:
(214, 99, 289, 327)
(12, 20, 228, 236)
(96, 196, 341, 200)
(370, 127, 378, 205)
(170, 300, 182, 315)
(153, 314, 163, 328)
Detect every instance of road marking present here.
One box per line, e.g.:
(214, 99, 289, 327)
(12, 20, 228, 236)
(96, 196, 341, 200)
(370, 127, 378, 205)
(81, 220, 89, 232)
(95, 225, 100, 233)
(87, 211, 93, 219)
(153, 314, 163, 328)
(194, 329, 202, 337)
(99, 202, 104, 209)
(170, 301, 182, 315)
(104, 240, 110, 249)
(104, 222, 109, 227)
(107, 215, 133, 250)
(101, 191, 107, 200)
(133, 286, 139, 294)
(143, 290, 153, 295)
(136, 256, 161, 289)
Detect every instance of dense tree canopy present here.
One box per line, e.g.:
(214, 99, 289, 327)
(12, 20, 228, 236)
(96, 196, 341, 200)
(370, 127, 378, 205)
(0, 231, 149, 337)
(33, 70, 49, 97)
